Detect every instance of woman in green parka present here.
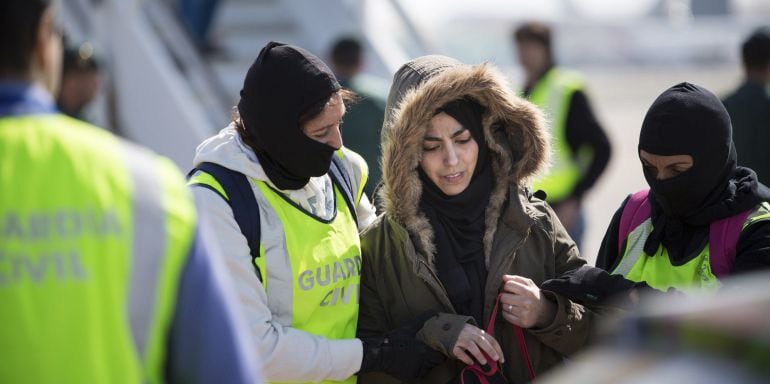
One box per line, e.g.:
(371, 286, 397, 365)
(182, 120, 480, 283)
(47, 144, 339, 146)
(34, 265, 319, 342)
(357, 55, 597, 383)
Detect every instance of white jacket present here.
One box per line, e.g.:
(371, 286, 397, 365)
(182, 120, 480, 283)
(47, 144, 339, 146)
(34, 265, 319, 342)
(191, 125, 376, 382)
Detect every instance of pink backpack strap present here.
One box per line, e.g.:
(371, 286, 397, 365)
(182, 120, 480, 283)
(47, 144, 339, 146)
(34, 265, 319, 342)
(618, 189, 652, 254)
(709, 209, 753, 278)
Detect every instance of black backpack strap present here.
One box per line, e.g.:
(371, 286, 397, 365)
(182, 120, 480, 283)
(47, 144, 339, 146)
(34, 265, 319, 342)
(188, 162, 263, 281)
(329, 155, 358, 226)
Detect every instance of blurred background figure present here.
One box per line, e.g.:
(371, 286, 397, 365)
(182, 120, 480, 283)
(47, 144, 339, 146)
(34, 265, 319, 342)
(178, 0, 223, 54)
(513, 21, 612, 251)
(0, 0, 260, 382)
(57, 41, 103, 122)
(723, 26, 770, 187)
(328, 36, 388, 200)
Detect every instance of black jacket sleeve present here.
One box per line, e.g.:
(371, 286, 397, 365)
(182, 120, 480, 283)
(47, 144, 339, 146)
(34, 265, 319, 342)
(732, 220, 770, 273)
(564, 90, 611, 200)
(595, 196, 630, 272)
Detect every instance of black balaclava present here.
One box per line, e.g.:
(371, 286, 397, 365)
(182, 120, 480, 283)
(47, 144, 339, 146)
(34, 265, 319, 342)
(639, 82, 770, 261)
(418, 98, 494, 325)
(237, 41, 341, 190)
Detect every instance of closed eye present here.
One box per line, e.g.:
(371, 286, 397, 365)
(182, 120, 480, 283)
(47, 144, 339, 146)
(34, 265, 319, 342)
(311, 128, 330, 138)
(669, 166, 690, 175)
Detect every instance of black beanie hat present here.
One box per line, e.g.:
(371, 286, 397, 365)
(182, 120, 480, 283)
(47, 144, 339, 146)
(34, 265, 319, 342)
(237, 41, 341, 190)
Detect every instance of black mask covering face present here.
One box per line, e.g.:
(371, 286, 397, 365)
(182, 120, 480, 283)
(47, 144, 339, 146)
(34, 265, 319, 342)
(639, 82, 736, 221)
(638, 82, 770, 260)
(237, 41, 341, 190)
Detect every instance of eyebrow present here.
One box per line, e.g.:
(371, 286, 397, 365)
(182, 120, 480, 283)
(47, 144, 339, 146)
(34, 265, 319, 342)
(423, 128, 468, 142)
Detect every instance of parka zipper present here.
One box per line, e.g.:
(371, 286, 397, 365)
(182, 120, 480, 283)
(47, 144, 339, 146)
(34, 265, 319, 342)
(484, 227, 532, 322)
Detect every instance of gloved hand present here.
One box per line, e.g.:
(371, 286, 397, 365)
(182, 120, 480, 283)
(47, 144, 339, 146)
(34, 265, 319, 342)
(359, 319, 446, 382)
(541, 266, 646, 308)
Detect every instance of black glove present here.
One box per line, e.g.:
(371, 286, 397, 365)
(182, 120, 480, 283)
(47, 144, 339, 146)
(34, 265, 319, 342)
(541, 266, 646, 308)
(359, 319, 446, 382)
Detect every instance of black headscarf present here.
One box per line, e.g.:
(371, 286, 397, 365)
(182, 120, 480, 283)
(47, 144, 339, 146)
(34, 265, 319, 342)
(237, 41, 341, 190)
(418, 98, 494, 325)
(639, 82, 770, 262)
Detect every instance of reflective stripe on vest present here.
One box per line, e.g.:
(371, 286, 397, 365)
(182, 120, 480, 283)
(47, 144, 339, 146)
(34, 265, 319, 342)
(528, 68, 591, 203)
(744, 202, 770, 229)
(0, 114, 194, 383)
(253, 180, 360, 384)
(613, 203, 770, 293)
(189, 170, 229, 200)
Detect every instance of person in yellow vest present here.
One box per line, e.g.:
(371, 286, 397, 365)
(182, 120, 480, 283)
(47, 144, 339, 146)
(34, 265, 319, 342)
(0, 1, 260, 383)
(513, 22, 611, 249)
(189, 41, 444, 383)
(595, 82, 770, 293)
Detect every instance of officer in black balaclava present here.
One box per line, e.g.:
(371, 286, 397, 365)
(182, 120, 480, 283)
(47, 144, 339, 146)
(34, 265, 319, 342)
(587, 82, 770, 310)
(228, 41, 445, 382)
(538, 82, 742, 307)
(237, 41, 342, 190)
(638, 82, 770, 263)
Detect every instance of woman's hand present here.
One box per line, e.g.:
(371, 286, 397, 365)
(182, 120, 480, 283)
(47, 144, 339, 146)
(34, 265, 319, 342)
(452, 324, 504, 366)
(500, 275, 556, 329)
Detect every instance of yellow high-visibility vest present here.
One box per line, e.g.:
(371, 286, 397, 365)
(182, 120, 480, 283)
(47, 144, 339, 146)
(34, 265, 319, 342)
(0, 113, 195, 383)
(528, 67, 592, 203)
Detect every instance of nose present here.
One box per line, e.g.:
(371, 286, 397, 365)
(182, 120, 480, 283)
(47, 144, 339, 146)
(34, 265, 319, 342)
(657, 169, 675, 180)
(328, 125, 343, 150)
(444, 144, 459, 166)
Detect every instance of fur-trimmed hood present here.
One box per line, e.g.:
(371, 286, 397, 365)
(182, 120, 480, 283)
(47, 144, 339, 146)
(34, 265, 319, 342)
(379, 56, 551, 266)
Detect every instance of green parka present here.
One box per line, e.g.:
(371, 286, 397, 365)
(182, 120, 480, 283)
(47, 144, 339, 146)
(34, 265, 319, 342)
(358, 56, 596, 383)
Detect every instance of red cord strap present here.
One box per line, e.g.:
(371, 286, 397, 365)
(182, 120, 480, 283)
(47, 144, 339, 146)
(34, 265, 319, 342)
(460, 293, 535, 383)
